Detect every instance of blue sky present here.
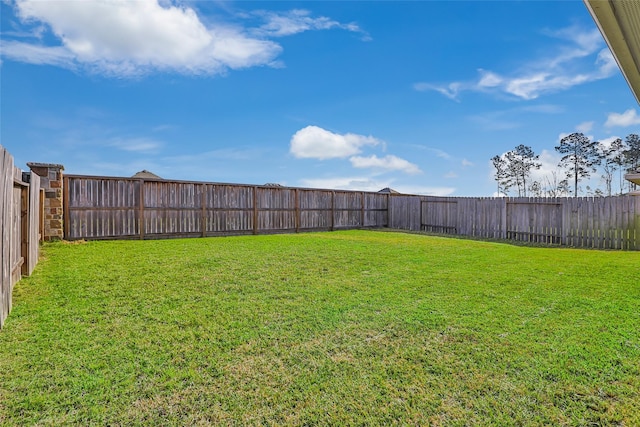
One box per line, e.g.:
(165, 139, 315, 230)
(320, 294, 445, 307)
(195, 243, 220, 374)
(1, 0, 639, 196)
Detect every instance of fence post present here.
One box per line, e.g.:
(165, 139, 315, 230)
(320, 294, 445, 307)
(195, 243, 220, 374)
(387, 194, 391, 228)
(500, 198, 507, 239)
(138, 179, 145, 240)
(361, 192, 365, 227)
(201, 184, 207, 238)
(63, 175, 70, 240)
(561, 198, 568, 246)
(632, 196, 640, 250)
(20, 184, 28, 275)
(39, 189, 44, 241)
(331, 191, 335, 231)
(253, 186, 258, 235)
(25, 172, 40, 275)
(295, 188, 300, 233)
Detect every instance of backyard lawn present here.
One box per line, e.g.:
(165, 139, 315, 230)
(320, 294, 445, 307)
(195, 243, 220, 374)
(0, 230, 638, 425)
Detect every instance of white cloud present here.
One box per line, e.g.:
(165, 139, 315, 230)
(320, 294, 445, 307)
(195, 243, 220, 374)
(431, 148, 452, 159)
(461, 159, 473, 167)
(253, 9, 368, 39)
(289, 125, 381, 160)
(605, 109, 640, 128)
(395, 185, 456, 197)
(349, 155, 421, 175)
(3, 0, 281, 76)
(423, 148, 452, 159)
(407, 145, 453, 160)
(300, 176, 390, 192)
(530, 149, 562, 183)
(597, 136, 621, 150)
(2, 1, 364, 76)
(576, 121, 594, 133)
(298, 177, 455, 196)
(416, 26, 618, 101)
(152, 124, 175, 132)
(414, 82, 461, 101)
(0, 40, 76, 67)
(477, 69, 503, 88)
(444, 171, 458, 179)
(594, 46, 620, 76)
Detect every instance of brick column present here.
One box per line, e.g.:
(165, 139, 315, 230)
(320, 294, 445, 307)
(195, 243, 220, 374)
(27, 163, 64, 241)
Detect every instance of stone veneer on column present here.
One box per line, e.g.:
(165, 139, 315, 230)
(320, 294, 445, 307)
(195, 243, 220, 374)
(27, 163, 64, 241)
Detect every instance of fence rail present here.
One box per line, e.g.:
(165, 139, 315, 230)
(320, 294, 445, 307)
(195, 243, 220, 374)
(64, 175, 390, 240)
(1, 146, 41, 328)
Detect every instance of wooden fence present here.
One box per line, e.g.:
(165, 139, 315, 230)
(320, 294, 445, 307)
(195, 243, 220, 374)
(0, 146, 41, 328)
(403, 196, 640, 250)
(64, 174, 640, 250)
(64, 175, 389, 240)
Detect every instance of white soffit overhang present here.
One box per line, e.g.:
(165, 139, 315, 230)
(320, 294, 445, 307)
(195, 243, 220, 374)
(625, 171, 640, 184)
(584, 0, 640, 104)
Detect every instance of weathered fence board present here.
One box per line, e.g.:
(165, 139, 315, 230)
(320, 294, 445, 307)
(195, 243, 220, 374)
(26, 172, 41, 275)
(11, 185, 22, 286)
(65, 176, 390, 240)
(364, 192, 388, 227)
(65, 174, 640, 250)
(1, 148, 13, 328)
(0, 146, 41, 329)
(416, 195, 640, 250)
(298, 189, 332, 230)
(389, 196, 421, 230)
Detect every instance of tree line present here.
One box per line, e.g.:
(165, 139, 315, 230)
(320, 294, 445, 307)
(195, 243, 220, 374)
(491, 133, 640, 197)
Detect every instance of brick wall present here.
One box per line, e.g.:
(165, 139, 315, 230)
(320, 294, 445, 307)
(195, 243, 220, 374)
(27, 163, 64, 241)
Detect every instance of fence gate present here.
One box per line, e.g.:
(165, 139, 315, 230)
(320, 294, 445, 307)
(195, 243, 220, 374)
(420, 198, 458, 234)
(506, 199, 563, 245)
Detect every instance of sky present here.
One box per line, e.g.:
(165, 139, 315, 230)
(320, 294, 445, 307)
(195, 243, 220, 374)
(1, 0, 640, 197)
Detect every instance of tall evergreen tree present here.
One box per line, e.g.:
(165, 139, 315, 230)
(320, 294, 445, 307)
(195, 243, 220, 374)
(555, 132, 600, 197)
(606, 138, 627, 194)
(503, 145, 541, 197)
(623, 134, 640, 191)
(597, 139, 623, 196)
(491, 155, 509, 196)
(491, 145, 541, 197)
(623, 134, 640, 167)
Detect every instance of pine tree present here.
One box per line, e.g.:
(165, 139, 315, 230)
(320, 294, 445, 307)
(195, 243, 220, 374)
(623, 134, 640, 191)
(555, 133, 600, 197)
(491, 145, 541, 197)
(491, 155, 509, 196)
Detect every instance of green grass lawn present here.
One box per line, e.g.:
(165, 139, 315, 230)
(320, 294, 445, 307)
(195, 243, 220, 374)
(1, 230, 639, 425)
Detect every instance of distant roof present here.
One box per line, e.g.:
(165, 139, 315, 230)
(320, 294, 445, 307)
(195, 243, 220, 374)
(264, 183, 283, 187)
(378, 187, 400, 194)
(132, 170, 162, 179)
(26, 162, 64, 170)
